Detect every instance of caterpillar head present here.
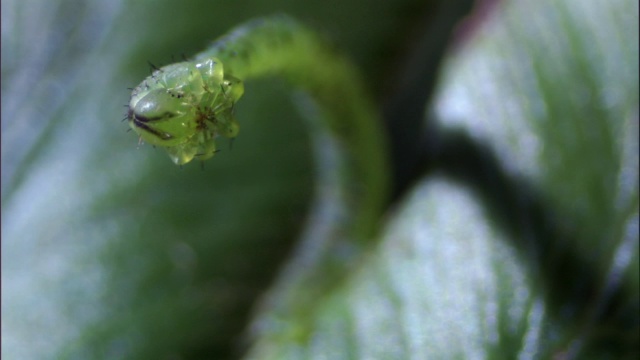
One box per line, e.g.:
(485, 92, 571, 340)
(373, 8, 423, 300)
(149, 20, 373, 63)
(128, 58, 244, 165)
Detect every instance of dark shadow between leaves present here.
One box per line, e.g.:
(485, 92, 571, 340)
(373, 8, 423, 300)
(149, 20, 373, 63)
(416, 125, 639, 358)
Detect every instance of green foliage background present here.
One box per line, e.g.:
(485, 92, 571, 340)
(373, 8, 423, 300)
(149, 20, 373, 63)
(2, 0, 637, 359)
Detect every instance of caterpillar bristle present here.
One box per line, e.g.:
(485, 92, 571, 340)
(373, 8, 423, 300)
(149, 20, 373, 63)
(147, 61, 161, 72)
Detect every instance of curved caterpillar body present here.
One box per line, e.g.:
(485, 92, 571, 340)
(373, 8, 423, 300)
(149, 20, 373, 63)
(126, 15, 389, 350)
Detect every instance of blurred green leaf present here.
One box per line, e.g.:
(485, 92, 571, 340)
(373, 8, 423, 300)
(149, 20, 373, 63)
(430, 1, 638, 356)
(246, 176, 567, 359)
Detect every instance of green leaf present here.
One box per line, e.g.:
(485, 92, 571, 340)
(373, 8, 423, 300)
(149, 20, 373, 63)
(247, 176, 564, 359)
(431, 1, 638, 355)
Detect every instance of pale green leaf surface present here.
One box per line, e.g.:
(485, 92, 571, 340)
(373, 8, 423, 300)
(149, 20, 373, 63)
(248, 176, 563, 359)
(430, 1, 639, 351)
(433, 0, 639, 258)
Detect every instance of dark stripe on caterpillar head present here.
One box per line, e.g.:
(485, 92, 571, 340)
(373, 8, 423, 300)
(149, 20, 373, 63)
(132, 117, 173, 140)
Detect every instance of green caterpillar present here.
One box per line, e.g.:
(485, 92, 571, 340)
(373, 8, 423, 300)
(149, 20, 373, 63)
(127, 14, 387, 226)
(126, 15, 389, 347)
